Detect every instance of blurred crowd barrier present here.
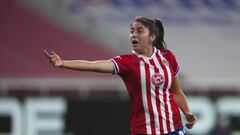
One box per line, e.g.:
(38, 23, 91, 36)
(0, 87, 240, 135)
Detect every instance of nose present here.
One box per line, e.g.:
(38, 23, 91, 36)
(131, 31, 137, 38)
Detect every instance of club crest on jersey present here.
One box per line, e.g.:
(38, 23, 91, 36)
(151, 73, 164, 86)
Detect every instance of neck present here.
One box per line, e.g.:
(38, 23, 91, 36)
(143, 46, 154, 57)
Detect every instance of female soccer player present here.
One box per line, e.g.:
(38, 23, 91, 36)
(44, 16, 197, 135)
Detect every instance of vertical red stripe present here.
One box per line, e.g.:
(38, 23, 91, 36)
(144, 63, 156, 134)
(149, 59, 164, 134)
(156, 52, 171, 133)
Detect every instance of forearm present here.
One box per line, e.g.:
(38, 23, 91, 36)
(171, 76, 197, 128)
(61, 60, 94, 71)
(61, 60, 113, 73)
(173, 89, 190, 115)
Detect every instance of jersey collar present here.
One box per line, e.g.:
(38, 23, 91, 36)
(132, 47, 158, 61)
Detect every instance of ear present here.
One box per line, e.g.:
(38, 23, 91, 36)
(150, 34, 156, 42)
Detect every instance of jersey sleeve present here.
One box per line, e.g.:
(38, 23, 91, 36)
(110, 54, 132, 76)
(164, 49, 180, 77)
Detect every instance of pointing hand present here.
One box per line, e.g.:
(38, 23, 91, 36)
(44, 50, 63, 67)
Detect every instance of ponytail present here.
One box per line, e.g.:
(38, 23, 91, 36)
(153, 19, 167, 50)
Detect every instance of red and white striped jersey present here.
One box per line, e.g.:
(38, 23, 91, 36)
(111, 47, 182, 135)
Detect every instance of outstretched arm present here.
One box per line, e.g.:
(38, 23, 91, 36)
(171, 76, 197, 129)
(44, 50, 114, 74)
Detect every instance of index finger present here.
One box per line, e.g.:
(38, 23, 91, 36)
(43, 50, 51, 58)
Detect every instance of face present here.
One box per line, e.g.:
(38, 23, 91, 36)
(130, 21, 155, 54)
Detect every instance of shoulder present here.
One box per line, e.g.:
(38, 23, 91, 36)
(160, 49, 178, 62)
(117, 54, 134, 58)
(111, 53, 137, 75)
(161, 49, 176, 58)
(161, 49, 180, 76)
(113, 53, 138, 62)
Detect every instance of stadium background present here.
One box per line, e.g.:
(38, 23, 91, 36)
(1, 0, 240, 135)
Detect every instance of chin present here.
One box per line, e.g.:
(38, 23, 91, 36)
(132, 47, 138, 51)
(132, 48, 141, 53)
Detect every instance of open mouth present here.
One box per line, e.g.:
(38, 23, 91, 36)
(132, 40, 138, 44)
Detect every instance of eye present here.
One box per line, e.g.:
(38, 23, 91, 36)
(137, 28, 145, 33)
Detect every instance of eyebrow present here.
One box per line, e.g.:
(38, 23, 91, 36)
(130, 26, 145, 30)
